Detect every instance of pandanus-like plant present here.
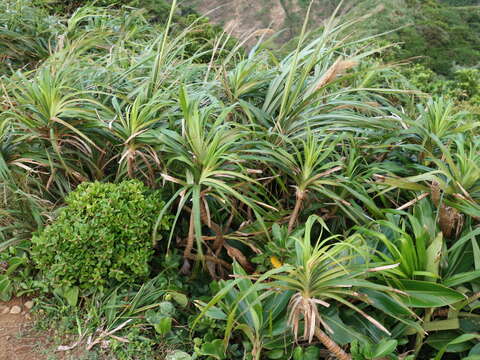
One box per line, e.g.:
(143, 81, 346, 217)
(198, 216, 415, 360)
(1, 65, 107, 193)
(379, 133, 480, 236)
(258, 132, 344, 233)
(265, 216, 413, 360)
(407, 98, 479, 161)
(110, 92, 172, 185)
(155, 87, 269, 275)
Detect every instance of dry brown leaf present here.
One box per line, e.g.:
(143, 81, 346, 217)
(315, 57, 358, 91)
(225, 245, 253, 271)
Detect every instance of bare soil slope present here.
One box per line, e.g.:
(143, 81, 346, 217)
(192, 0, 286, 44)
(189, 0, 339, 45)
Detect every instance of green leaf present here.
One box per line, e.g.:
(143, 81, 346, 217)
(323, 311, 369, 345)
(165, 351, 192, 360)
(266, 349, 284, 359)
(170, 292, 188, 307)
(460, 317, 480, 333)
(293, 347, 304, 360)
(372, 339, 398, 358)
(0, 275, 12, 302)
(272, 223, 282, 242)
(427, 331, 474, 352)
(145, 309, 162, 325)
(434, 334, 480, 360)
(395, 280, 465, 307)
(154, 317, 172, 335)
(472, 236, 480, 271)
(64, 286, 79, 307)
(197, 339, 226, 360)
(426, 232, 443, 279)
(443, 270, 480, 287)
(362, 289, 412, 317)
(159, 301, 176, 317)
(469, 343, 480, 356)
(5, 257, 26, 276)
(205, 306, 227, 321)
(303, 346, 321, 360)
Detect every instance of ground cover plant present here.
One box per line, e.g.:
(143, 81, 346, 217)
(0, 0, 479, 359)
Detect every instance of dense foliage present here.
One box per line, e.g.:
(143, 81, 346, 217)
(339, 0, 480, 75)
(441, 0, 479, 5)
(255, 0, 480, 76)
(31, 180, 170, 291)
(0, 0, 479, 359)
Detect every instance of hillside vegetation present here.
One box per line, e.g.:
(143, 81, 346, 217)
(186, 0, 480, 75)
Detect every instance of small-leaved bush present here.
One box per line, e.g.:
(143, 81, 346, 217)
(403, 64, 480, 107)
(31, 180, 171, 291)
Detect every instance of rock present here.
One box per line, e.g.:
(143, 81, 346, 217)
(10, 305, 22, 314)
(24, 301, 34, 310)
(25, 313, 31, 320)
(1, 307, 9, 314)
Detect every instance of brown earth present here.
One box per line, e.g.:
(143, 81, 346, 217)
(188, 0, 341, 46)
(191, 0, 287, 45)
(0, 297, 45, 360)
(0, 298, 86, 360)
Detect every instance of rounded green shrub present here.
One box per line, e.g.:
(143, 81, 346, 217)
(31, 180, 171, 291)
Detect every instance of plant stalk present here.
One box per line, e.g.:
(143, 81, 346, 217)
(184, 210, 195, 258)
(288, 190, 305, 233)
(415, 308, 433, 355)
(314, 328, 351, 360)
